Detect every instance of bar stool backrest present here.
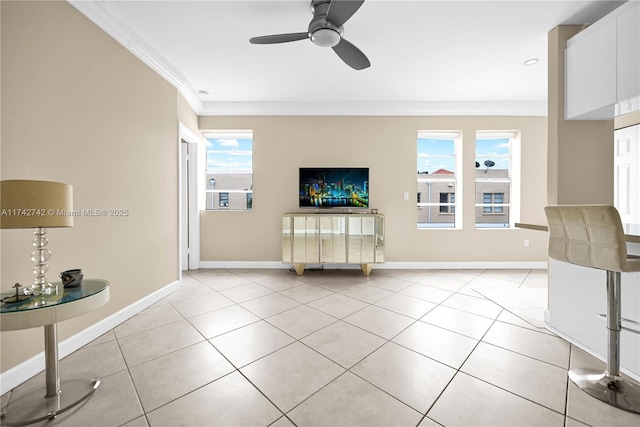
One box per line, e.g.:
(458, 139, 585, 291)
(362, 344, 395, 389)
(544, 205, 629, 272)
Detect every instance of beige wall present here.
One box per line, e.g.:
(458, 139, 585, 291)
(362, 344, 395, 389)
(177, 93, 201, 138)
(547, 26, 614, 205)
(199, 115, 549, 263)
(1, 1, 182, 371)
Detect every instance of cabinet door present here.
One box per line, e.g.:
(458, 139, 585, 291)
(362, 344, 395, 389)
(565, 19, 617, 119)
(345, 216, 376, 264)
(320, 216, 346, 263)
(282, 216, 292, 262)
(346, 217, 361, 263)
(360, 216, 376, 263)
(292, 216, 319, 263)
(375, 215, 385, 263)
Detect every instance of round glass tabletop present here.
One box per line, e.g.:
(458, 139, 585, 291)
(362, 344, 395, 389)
(0, 279, 110, 331)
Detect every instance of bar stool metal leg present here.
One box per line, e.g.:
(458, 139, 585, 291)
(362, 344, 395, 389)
(568, 271, 640, 413)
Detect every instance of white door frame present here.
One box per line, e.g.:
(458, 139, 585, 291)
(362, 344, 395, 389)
(178, 122, 202, 271)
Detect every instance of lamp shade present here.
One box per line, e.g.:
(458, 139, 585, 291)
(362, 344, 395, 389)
(1, 180, 73, 228)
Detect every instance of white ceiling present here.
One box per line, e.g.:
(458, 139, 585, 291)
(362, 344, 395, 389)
(69, 0, 626, 115)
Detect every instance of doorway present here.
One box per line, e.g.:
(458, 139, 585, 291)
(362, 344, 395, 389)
(179, 122, 201, 272)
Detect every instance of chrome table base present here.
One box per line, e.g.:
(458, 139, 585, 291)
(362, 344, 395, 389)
(0, 378, 100, 426)
(0, 324, 101, 426)
(569, 368, 640, 413)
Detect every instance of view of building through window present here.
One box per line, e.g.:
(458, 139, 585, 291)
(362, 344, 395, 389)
(204, 131, 253, 211)
(417, 130, 519, 229)
(417, 132, 459, 228)
(475, 132, 515, 228)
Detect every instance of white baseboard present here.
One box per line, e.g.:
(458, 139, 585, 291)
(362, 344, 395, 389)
(375, 261, 548, 270)
(198, 261, 548, 270)
(198, 261, 288, 270)
(0, 279, 181, 395)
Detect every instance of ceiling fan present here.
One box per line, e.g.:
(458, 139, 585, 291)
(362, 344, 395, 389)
(249, 0, 370, 70)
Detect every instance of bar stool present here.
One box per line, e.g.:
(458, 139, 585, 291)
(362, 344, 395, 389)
(544, 205, 640, 413)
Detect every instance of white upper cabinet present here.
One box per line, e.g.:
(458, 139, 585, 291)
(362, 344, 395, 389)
(565, 19, 617, 120)
(565, 1, 640, 120)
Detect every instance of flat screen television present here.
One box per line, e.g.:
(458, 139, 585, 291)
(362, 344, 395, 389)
(299, 167, 369, 208)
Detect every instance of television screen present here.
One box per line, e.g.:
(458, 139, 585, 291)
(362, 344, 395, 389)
(299, 167, 369, 208)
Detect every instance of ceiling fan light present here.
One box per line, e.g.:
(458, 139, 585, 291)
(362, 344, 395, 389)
(311, 28, 340, 47)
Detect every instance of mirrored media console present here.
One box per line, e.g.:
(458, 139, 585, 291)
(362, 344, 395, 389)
(282, 213, 385, 276)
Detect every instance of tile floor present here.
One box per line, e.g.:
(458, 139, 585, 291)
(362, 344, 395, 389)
(4, 268, 640, 427)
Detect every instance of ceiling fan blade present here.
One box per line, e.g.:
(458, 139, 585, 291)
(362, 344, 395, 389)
(326, 0, 365, 27)
(332, 38, 370, 70)
(249, 32, 309, 44)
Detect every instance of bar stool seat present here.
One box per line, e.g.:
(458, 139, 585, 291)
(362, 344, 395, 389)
(545, 205, 640, 413)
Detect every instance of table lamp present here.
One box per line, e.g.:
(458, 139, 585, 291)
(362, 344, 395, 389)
(1, 180, 73, 295)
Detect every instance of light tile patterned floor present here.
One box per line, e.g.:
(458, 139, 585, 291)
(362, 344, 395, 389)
(3, 268, 640, 426)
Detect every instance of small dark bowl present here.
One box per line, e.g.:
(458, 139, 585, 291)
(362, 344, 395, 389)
(61, 269, 83, 288)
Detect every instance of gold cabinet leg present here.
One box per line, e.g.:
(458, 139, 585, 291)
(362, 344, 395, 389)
(294, 263, 305, 276)
(360, 264, 373, 277)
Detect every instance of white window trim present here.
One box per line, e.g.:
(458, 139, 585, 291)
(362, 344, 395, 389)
(204, 130, 253, 140)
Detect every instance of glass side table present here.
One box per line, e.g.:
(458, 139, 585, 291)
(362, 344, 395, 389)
(0, 279, 110, 426)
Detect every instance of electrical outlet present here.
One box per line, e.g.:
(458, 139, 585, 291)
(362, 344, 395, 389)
(403, 192, 409, 200)
(524, 239, 529, 247)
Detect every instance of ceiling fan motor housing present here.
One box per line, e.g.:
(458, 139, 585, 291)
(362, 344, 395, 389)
(248, 0, 369, 70)
(309, 0, 343, 47)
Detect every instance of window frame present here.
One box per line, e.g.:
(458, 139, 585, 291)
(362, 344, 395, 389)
(203, 130, 254, 212)
(474, 131, 521, 228)
(417, 131, 463, 229)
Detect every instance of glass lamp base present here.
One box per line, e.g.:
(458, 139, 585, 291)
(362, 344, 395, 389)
(23, 283, 57, 296)
(29, 227, 55, 296)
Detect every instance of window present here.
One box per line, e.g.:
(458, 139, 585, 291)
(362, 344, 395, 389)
(219, 192, 229, 208)
(482, 193, 503, 213)
(417, 132, 461, 229)
(439, 193, 455, 213)
(475, 132, 520, 228)
(204, 131, 253, 211)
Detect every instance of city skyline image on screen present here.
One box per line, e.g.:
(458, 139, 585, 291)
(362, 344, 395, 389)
(299, 167, 369, 208)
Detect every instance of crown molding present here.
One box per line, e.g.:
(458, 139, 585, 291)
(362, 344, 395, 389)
(67, 0, 203, 114)
(199, 100, 548, 116)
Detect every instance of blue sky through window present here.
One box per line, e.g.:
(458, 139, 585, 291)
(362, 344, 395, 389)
(206, 138, 253, 171)
(418, 137, 510, 174)
(417, 138, 455, 173)
(476, 138, 510, 171)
